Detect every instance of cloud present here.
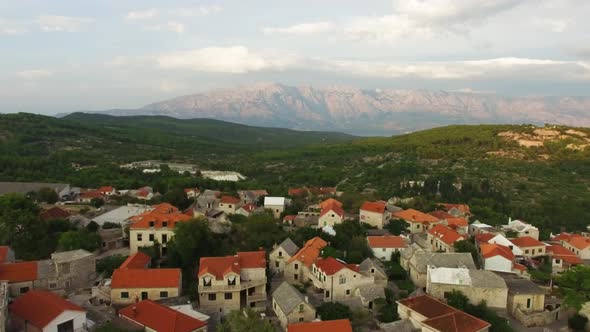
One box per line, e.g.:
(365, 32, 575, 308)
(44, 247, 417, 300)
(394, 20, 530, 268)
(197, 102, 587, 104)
(170, 5, 222, 17)
(35, 15, 95, 32)
(17, 69, 54, 80)
(146, 21, 185, 34)
(261, 21, 336, 35)
(124, 9, 158, 21)
(0, 19, 28, 35)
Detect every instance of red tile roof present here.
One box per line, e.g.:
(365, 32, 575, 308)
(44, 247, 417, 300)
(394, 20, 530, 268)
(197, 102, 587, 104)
(283, 215, 297, 221)
(0, 261, 38, 282)
(551, 232, 572, 242)
(198, 251, 266, 280)
(360, 201, 386, 214)
(288, 188, 307, 196)
(514, 263, 527, 272)
(80, 190, 104, 199)
(475, 233, 495, 244)
(566, 235, 590, 250)
(0, 246, 11, 263)
(320, 198, 342, 210)
(9, 290, 84, 329)
(220, 195, 241, 204)
(40, 206, 72, 221)
(129, 203, 191, 229)
(397, 295, 489, 332)
(510, 236, 545, 248)
(428, 224, 465, 246)
(441, 203, 471, 215)
(119, 300, 207, 332)
(240, 203, 256, 213)
(287, 319, 352, 332)
(548, 245, 583, 265)
(393, 209, 439, 224)
(314, 257, 359, 276)
(429, 210, 455, 220)
(98, 186, 114, 194)
(367, 235, 408, 248)
(119, 252, 151, 270)
(111, 268, 181, 289)
(288, 237, 328, 268)
(184, 188, 200, 194)
(480, 243, 514, 261)
(446, 217, 468, 229)
(319, 203, 344, 218)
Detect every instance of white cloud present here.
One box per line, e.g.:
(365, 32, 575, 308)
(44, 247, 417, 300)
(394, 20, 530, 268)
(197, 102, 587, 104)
(170, 5, 222, 17)
(17, 69, 54, 80)
(0, 19, 28, 34)
(147, 21, 185, 34)
(125, 9, 158, 21)
(261, 21, 336, 35)
(35, 15, 95, 32)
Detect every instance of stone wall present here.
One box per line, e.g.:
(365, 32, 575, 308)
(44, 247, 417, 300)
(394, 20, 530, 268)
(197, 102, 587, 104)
(514, 307, 561, 327)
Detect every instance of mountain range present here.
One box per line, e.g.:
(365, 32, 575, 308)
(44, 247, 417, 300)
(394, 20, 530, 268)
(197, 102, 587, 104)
(74, 83, 590, 136)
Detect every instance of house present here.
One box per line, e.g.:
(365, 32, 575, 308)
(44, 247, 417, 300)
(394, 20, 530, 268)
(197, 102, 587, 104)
(503, 276, 555, 327)
(426, 267, 508, 309)
(78, 190, 104, 203)
(0, 261, 38, 297)
(468, 221, 503, 237)
(400, 245, 476, 288)
(287, 319, 352, 332)
(319, 198, 342, 210)
(237, 189, 268, 205)
(184, 188, 200, 198)
(98, 186, 116, 196)
(9, 290, 86, 332)
(397, 295, 490, 332)
(217, 196, 242, 215)
(359, 258, 388, 286)
(510, 236, 546, 258)
(269, 238, 300, 275)
(272, 282, 316, 329)
(119, 251, 152, 269)
(119, 300, 207, 332)
(427, 224, 466, 253)
(92, 204, 153, 227)
(559, 234, 590, 259)
(264, 196, 287, 218)
(309, 257, 374, 302)
(110, 267, 182, 306)
(197, 251, 267, 315)
(440, 203, 472, 218)
(428, 210, 455, 220)
(288, 188, 308, 197)
(353, 284, 385, 311)
(392, 209, 439, 234)
(129, 203, 192, 255)
(99, 228, 126, 252)
(479, 243, 525, 275)
(484, 234, 523, 256)
(318, 201, 344, 228)
(283, 215, 297, 225)
(284, 237, 327, 285)
(39, 207, 72, 222)
(547, 244, 582, 274)
(359, 201, 390, 229)
(235, 203, 258, 217)
(503, 219, 540, 240)
(367, 235, 408, 261)
(443, 218, 469, 235)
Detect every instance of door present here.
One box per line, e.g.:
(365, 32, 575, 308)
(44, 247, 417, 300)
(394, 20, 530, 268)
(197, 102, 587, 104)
(57, 319, 74, 332)
(141, 291, 148, 300)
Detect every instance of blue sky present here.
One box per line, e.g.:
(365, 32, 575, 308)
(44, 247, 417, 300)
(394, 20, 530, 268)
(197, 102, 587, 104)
(1, 0, 589, 114)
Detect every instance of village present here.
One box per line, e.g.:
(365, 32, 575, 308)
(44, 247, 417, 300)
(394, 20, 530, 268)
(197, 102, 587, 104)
(0, 181, 589, 332)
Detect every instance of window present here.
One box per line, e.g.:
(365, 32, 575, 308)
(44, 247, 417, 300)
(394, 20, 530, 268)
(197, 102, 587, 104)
(250, 302, 256, 308)
(382, 248, 386, 252)
(294, 274, 298, 280)
(325, 291, 330, 298)
(331, 214, 335, 217)
(294, 263, 299, 270)
(149, 234, 155, 241)
(339, 275, 346, 284)
(526, 298, 531, 308)
(225, 293, 233, 300)
(49, 282, 57, 289)
(229, 204, 233, 208)
(162, 234, 168, 244)
(208, 294, 216, 301)
(149, 221, 155, 227)
(444, 292, 451, 299)
(20, 287, 29, 294)
(61, 263, 71, 274)
(346, 289, 350, 295)
(531, 249, 535, 255)
(137, 233, 143, 241)
(371, 268, 375, 274)
(299, 304, 305, 312)
(141, 292, 148, 300)
(525, 249, 530, 254)
(162, 222, 168, 228)
(555, 259, 561, 264)
(160, 291, 169, 298)
(276, 209, 279, 213)
(278, 251, 282, 257)
(121, 292, 129, 299)
(203, 277, 212, 287)
(299, 318, 304, 322)
(275, 262, 279, 267)
(228, 275, 236, 286)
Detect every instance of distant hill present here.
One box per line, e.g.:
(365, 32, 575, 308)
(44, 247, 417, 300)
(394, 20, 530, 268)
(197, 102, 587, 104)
(80, 83, 590, 135)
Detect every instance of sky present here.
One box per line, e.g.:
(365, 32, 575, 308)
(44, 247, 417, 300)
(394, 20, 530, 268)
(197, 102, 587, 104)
(1, 0, 589, 114)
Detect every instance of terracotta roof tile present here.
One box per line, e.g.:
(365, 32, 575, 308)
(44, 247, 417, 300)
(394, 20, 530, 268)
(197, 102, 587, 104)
(510, 236, 545, 248)
(287, 319, 352, 332)
(319, 198, 342, 210)
(220, 195, 241, 204)
(446, 217, 468, 228)
(367, 235, 408, 248)
(423, 310, 490, 332)
(441, 204, 471, 215)
(360, 201, 386, 214)
(314, 257, 359, 276)
(566, 235, 590, 250)
(9, 290, 84, 329)
(111, 268, 181, 288)
(475, 233, 495, 244)
(119, 300, 206, 332)
(130, 203, 191, 229)
(237, 251, 266, 269)
(551, 232, 572, 242)
(288, 237, 327, 268)
(40, 206, 72, 221)
(393, 209, 439, 224)
(80, 190, 104, 199)
(198, 251, 266, 280)
(98, 186, 114, 193)
(429, 210, 455, 220)
(480, 243, 515, 261)
(548, 245, 583, 264)
(0, 261, 38, 282)
(428, 224, 465, 246)
(119, 252, 151, 269)
(320, 203, 344, 218)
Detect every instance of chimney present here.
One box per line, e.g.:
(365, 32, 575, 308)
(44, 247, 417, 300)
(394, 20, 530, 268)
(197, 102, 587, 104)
(305, 296, 309, 303)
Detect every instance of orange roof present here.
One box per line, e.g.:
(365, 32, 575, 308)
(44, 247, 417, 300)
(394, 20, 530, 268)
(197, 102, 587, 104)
(428, 224, 465, 246)
(98, 186, 114, 193)
(220, 195, 241, 204)
(40, 206, 72, 221)
(314, 257, 359, 276)
(0, 261, 38, 282)
(320, 198, 342, 210)
(240, 203, 256, 212)
(0, 246, 11, 263)
(393, 209, 439, 224)
(360, 201, 386, 214)
(120, 300, 207, 332)
(184, 188, 199, 193)
(367, 235, 408, 248)
(111, 268, 181, 289)
(288, 188, 307, 196)
(548, 245, 583, 264)
(288, 319, 352, 332)
(288, 237, 328, 268)
(510, 236, 545, 248)
(283, 215, 297, 221)
(320, 203, 344, 218)
(480, 243, 514, 261)
(429, 210, 455, 220)
(198, 251, 266, 280)
(130, 203, 191, 229)
(566, 235, 590, 250)
(80, 190, 104, 199)
(441, 203, 471, 215)
(475, 233, 495, 243)
(551, 232, 572, 242)
(423, 310, 490, 332)
(514, 262, 527, 272)
(9, 290, 84, 329)
(446, 217, 468, 228)
(119, 252, 151, 269)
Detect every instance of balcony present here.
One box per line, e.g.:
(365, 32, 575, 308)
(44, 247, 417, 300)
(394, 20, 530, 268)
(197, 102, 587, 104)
(247, 293, 267, 302)
(198, 280, 266, 293)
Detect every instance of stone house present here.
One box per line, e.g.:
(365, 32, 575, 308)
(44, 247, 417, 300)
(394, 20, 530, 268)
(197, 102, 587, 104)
(272, 281, 316, 329)
(559, 234, 590, 259)
(367, 235, 408, 261)
(397, 295, 490, 332)
(392, 209, 440, 234)
(468, 221, 503, 237)
(479, 243, 527, 275)
(184, 188, 200, 198)
(427, 224, 466, 253)
(426, 267, 508, 309)
(440, 203, 472, 218)
(99, 228, 125, 252)
(359, 258, 388, 287)
(269, 238, 300, 275)
(9, 290, 87, 332)
(318, 201, 344, 228)
(503, 276, 557, 327)
(284, 237, 327, 285)
(119, 300, 207, 332)
(510, 236, 546, 258)
(547, 244, 582, 273)
(264, 196, 287, 219)
(128, 203, 192, 255)
(359, 201, 390, 229)
(502, 219, 540, 240)
(110, 267, 182, 306)
(197, 251, 267, 316)
(238, 190, 268, 205)
(309, 257, 374, 302)
(217, 196, 242, 215)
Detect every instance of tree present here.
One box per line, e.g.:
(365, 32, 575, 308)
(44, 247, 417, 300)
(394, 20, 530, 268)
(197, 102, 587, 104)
(317, 302, 352, 321)
(375, 298, 398, 323)
(162, 188, 191, 210)
(86, 220, 99, 233)
(218, 309, 275, 332)
(91, 197, 105, 208)
(102, 222, 121, 229)
(96, 255, 128, 277)
(37, 187, 59, 204)
(386, 220, 408, 236)
(57, 230, 101, 252)
(446, 290, 469, 310)
(168, 219, 214, 270)
(568, 314, 588, 331)
(557, 265, 590, 310)
(453, 240, 478, 262)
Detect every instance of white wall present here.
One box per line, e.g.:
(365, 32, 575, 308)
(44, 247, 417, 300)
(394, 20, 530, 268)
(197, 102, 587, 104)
(370, 247, 400, 261)
(483, 256, 513, 273)
(44, 310, 86, 332)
